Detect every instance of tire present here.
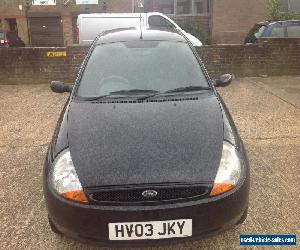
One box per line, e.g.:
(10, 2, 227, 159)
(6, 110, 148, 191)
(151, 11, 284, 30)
(48, 216, 62, 235)
(236, 207, 248, 225)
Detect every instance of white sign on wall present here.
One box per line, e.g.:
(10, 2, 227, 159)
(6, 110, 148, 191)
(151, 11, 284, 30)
(32, 0, 56, 5)
(76, 0, 99, 4)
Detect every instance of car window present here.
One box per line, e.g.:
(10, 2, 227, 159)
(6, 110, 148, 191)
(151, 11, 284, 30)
(287, 25, 300, 38)
(269, 26, 285, 38)
(7, 32, 19, 42)
(77, 41, 208, 98)
(148, 15, 174, 29)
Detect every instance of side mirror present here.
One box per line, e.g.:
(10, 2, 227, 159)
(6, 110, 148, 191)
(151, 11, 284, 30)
(50, 81, 73, 93)
(215, 74, 233, 87)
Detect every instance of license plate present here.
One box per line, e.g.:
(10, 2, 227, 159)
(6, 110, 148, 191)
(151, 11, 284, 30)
(108, 219, 192, 240)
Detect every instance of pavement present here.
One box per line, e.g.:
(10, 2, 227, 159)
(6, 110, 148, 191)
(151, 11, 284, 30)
(0, 76, 299, 250)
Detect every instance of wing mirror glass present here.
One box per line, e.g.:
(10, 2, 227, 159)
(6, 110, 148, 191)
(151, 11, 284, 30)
(50, 81, 73, 93)
(215, 74, 233, 87)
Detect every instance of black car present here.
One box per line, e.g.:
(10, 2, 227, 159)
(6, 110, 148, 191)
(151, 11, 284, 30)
(44, 28, 249, 246)
(245, 20, 300, 44)
(0, 30, 25, 48)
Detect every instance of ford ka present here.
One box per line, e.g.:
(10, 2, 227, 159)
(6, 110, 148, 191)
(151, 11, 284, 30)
(43, 28, 250, 246)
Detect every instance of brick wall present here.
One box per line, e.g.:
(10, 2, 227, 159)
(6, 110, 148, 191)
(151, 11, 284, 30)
(62, 16, 73, 46)
(197, 39, 300, 77)
(107, 0, 133, 12)
(0, 39, 299, 85)
(211, 0, 268, 44)
(0, 46, 88, 85)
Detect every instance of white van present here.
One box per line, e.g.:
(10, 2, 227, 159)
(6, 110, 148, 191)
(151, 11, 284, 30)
(77, 12, 202, 46)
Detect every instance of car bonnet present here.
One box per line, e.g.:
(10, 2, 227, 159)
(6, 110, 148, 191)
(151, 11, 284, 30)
(67, 92, 224, 188)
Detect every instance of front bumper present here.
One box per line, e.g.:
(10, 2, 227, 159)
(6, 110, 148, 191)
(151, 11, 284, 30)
(44, 172, 249, 246)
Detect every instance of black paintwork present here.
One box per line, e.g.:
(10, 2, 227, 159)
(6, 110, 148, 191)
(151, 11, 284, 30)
(68, 92, 223, 187)
(97, 28, 187, 44)
(44, 28, 250, 246)
(43, 170, 249, 246)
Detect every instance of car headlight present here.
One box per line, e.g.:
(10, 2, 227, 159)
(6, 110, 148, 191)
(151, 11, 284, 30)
(210, 141, 242, 196)
(50, 149, 88, 204)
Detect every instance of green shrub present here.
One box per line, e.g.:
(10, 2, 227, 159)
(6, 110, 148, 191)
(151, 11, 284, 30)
(180, 23, 210, 45)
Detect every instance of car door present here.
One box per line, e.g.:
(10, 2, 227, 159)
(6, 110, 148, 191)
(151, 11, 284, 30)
(286, 22, 300, 38)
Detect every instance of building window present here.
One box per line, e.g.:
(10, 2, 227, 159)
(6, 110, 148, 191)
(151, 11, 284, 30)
(157, 0, 209, 15)
(194, 0, 209, 14)
(280, 0, 300, 12)
(280, 0, 289, 11)
(158, 0, 175, 14)
(177, 0, 192, 15)
(289, 0, 300, 11)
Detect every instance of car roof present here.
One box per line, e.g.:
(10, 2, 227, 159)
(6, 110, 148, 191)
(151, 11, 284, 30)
(78, 12, 167, 18)
(96, 27, 187, 44)
(256, 20, 300, 26)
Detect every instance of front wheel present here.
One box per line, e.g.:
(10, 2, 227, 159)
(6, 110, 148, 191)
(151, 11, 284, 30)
(236, 206, 248, 225)
(48, 216, 62, 235)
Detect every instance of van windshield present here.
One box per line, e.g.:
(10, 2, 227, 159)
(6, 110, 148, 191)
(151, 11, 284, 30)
(0, 32, 4, 39)
(77, 41, 208, 98)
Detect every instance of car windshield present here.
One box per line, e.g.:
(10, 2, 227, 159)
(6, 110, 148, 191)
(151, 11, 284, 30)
(77, 40, 209, 98)
(245, 24, 266, 42)
(253, 25, 266, 38)
(0, 32, 4, 39)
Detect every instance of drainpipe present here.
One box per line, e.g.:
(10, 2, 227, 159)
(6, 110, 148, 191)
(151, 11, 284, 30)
(25, 0, 32, 46)
(209, 0, 214, 44)
(102, 1, 107, 13)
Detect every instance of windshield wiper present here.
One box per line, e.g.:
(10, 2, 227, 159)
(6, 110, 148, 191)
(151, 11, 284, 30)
(164, 86, 211, 94)
(80, 94, 137, 102)
(109, 89, 159, 95)
(78, 89, 160, 102)
(80, 87, 209, 102)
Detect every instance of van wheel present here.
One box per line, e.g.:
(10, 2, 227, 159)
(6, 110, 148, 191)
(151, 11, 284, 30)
(48, 216, 62, 235)
(236, 207, 248, 225)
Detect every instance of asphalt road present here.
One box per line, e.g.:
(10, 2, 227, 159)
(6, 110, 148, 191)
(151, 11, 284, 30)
(0, 76, 299, 250)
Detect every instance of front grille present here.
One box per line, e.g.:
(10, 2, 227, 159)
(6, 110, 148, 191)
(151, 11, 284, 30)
(87, 184, 210, 204)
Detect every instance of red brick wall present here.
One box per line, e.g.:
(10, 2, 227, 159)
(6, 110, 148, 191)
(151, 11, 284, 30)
(198, 39, 300, 77)
(107, 0, 133, 12)
(0, 47, 88, 85)
(0, 39, 299, 85)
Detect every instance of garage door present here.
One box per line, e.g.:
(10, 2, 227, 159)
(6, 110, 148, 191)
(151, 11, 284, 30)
(29, 17, 64, 47)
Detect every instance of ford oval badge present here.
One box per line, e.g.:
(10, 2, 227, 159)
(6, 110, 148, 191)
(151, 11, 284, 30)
(142, 190, 158, 198)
